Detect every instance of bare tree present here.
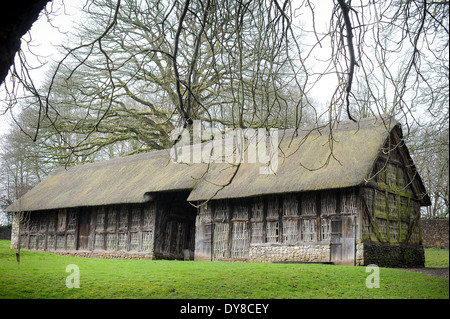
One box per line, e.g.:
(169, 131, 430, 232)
(7, 0, 313, 163)
(409, 125, 449, 218)
(0, 0, 448, 208)
(0, 112, 43, 202)
(2, 0, 447, 134)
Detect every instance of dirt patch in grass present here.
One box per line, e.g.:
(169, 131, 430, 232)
(402, 267, 449, 278)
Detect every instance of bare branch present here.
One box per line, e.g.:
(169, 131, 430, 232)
(337, 0, 358, 122)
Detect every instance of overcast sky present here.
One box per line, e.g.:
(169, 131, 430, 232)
(0, 1, 80, 137)
(0, 1, 337, 138)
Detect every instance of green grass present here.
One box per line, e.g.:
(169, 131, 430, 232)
(425, 248, 449, 268)
(0, 240, 448, 299)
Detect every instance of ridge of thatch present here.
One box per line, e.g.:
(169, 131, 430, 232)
(187, 116, 397, 201)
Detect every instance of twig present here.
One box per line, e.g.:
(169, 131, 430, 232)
(337, 0, 358, 122)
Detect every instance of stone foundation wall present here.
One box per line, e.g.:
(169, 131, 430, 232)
(356, 242, 425, 267)
(249, 244, 330, 263)
(0, 226, 11, 240)
(421, 218, 449, 249)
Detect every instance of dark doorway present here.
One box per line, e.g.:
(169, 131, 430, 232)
(153, 192, 197, 260)
(77, 210, 91, 250)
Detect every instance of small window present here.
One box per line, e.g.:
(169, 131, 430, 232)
(341, 189, 357, 214)
(301, 219, 317, 242)
(321, 219, 330, 241)
(131, 207, 141, 229)
(251, 222, 263, 243)
(282, 219, 298, 243)
(107, 210, 116, 230)
(119, 208, 128, 229)
(266, 221, 279, 243)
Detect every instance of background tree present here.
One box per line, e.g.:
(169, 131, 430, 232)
(409, 125, 449, 218)
(0, 0, 448, 215)
(0, 106, 46, 225)
(18, 0, 315, 164)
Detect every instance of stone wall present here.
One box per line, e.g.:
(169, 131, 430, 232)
(356, 242, 425, 267)
(249, 244, 330, 263)
(421, 218, 449, 249)
(0, 226, 11, 240)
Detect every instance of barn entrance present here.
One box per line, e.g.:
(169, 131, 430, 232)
(77, 209, 90, 250)
(153, 191, 197, 260)
(330, 216, 355, 265)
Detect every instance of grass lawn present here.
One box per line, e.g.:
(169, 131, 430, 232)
(425, 248, 449, 268)
(0, 240, 448, 299)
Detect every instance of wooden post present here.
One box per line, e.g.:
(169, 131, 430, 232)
(247, 198, 252, 250)
(316, 192, 321, 242)
(127, 205, 132, 252)
(278, 195, 283, 243)
(227, 200, 233, 259)
(262, 196, 268, 243)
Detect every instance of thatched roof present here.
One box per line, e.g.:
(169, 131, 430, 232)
(188, 117, 390, 201)
(6, 150, 209, 212)
(6, 116, 430, 212)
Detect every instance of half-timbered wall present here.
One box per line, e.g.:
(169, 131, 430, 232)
(17, 191, 196, 259)
(355, 137, 425, 267)
(195, 189, 359, 263)
(18, 209, 78, 252)
(361, 152, 422, 245)
(18, 202, 157, 257)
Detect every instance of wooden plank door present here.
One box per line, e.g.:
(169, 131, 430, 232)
(77, 211, 91, 250)
(213, 222, 229, 260)
(195, 220, 212, 261)
(330, 216, 355, 265)
(330, 217, 342, 263)
(341, 216, 355, 265)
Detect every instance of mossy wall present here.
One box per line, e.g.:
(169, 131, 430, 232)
(356, 242, 425, 267)
(361, 150, 422, 245)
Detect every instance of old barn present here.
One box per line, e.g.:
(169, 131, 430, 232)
(7, 116, 430, 267)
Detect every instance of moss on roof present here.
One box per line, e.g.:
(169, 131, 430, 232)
(6, 116, 428, 212)
(187, 116, 393, 201)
